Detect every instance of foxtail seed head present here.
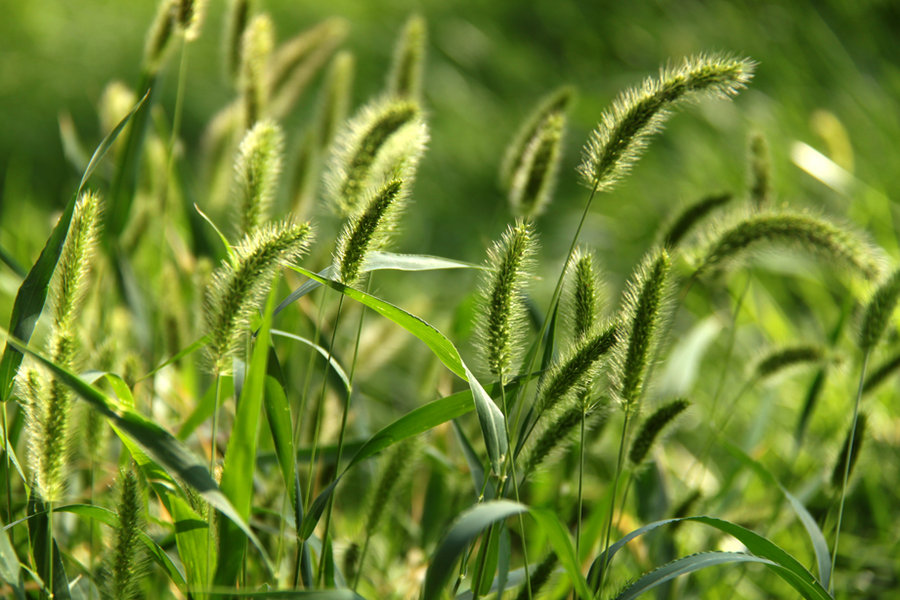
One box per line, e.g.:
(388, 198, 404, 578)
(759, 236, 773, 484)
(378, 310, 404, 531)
(51, 191, 101, 333)
(205, 220, 313, 373)
(175, 0, 207, 41)
(753, 344, 826, 381)
(144, 0, 176, 74)
(233, 119, 284, 236)
(660, 193, 733, 250)
(509, 112, 565, 218)
(858, 266, 900, 353)
(315, 51, 355, 150)
(104, 469, 146, 600)
(240, 13, 274, 127)
(567, 248, 602, 341)
(388, 15, 427, 100)
(578, 53, 755, 191)
(333, 178, 407, 285)
(325, 97, 424, 216)
(748, 132, 772, 209)
(522, 402, 608, 477)
(613, 250, 672, 414)
(225, 0, 255, 84)
(628, 398, 689, 466)
(697, 211, 882, 280)
(475, 219, 538, 381)
(500, 86, 574, 189)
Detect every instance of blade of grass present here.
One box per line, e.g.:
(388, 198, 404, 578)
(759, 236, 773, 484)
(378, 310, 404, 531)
(0, 513, 24, 600)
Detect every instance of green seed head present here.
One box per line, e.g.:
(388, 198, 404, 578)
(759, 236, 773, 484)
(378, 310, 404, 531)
(175, 0, 208, 41)
(144, 0, 177, 73)
(205, 220, 314, 373)
(475, 219, 538, 381)
(225, 0, 255, 84)
(567, 247, 602, 341)
(753, 344, 826, 381)
(628, 398, 689, 466)
(387, 14, 427, 100)
(748, 132, 772, 209)
(613, 250, 672, 414)
(232, 119, 284, 236)
(240, 13, 274, 127)
(105, 469, 146, 600)
(579, 53, 755, 191)
(509, 112, 566, 218)
(660, 192, 733, 250)
(859, 266, 900, 353)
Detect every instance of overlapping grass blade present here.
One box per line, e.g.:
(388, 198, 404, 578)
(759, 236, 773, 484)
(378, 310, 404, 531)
(0, 514, 24, 600)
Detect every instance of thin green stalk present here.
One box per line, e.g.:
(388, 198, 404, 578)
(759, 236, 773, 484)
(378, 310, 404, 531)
(313, 293, 345, 586)
(596, 412, 630, 595)
(47, 498, 54, 599)
(500, 380, 533, 600)
(830, 352, 868, 593)
(207, 372, 223, 586)
(2, 405, 10, 523)
(452, 463, 494, 595)
(576, 405, 586, 557)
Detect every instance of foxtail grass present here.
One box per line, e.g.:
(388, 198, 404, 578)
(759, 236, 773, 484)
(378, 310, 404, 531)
(748, 132, 772, 209)
(225, 0, 254, 84)
(233, 119, 284, 236)
(660, 192, 733, 249)
(387, 14, 427, 100)
(567, 247, 601, 341)
(752, 344, 827, 381)
(628, 398, 689, 466)
(508, 112, 566, 219)
(239, 13, 274, 127)
(103, 469, 146, 600)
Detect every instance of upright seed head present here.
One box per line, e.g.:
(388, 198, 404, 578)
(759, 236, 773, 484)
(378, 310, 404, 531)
(578, 53, 755, 191)
(509, 112, 566, 218)
(324, 97, 424, 216)
(534, 322, 618, 419)
(613, 250, 672, 414)
(660, 192, 733, 250)
(830, 414, 867, 490)
(858, 266, 900, 353)
(500, 86, 574, 189)
(205, 220, 314, 373)
(387, 15, 427, 100)
(144, 0, 177, 74)
(224, 0, 255, 84)
(240, 13, 274, 127)
(748, 132, 772, 209)
(475, 219, 538, 381)
(105, 469, 146, 600)
(567, 248, 602, 341)
(51, 191, 102, 333)
(365, 439, 419, 536)
(628, 398, 689, 466)
(175, 0, 208, 41)
(697, 211, 882, 280)
(333, 178, 407, 286)
(232, 119, 284, 236)
(267, 18, 348, 119)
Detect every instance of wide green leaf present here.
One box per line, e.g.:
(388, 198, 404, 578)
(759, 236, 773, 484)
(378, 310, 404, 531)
(0, 514, 24, 600)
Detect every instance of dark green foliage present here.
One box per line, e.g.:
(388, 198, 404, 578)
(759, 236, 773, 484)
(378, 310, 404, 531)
(628, 398, 689, 466)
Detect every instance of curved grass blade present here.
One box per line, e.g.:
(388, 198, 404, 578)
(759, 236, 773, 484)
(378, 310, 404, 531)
(216, 283, 279, 585)
(292, 265, 507, 474)
(194, 203, 235, 262)
(528, 507, 592, 600)
(271, 329, 351, 393)
(263, 348, 298, 516)
(138, 335, 210, 384)
(588, 516, 830, 600)
(276, 252, 477, 316)
(0, 328, 273, 575)
(0, 514, 24, 600)
(613, 552, 780, 600)
(55, 504, 186, 587)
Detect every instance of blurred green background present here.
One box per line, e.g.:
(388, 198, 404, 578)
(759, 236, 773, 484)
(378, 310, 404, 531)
(2, 0, 899, 277)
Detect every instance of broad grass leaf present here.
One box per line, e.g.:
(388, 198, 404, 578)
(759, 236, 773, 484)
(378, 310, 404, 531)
(0, 514, 24, 600)
(528, 508, 592, 600)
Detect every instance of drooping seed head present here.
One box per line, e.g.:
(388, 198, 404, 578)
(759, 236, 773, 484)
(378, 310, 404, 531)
(753, 344, 826, 381)
(862, 351, 900, 395)
(628, 398, 689, 466)
(333, 178, 407, 286)
(500, 86, 574, 189)
(534, 322, 618, 418)
(268, 18, 348, 119)
(831, 414, 867, 490)
(578, 53, 755, 191)
(748, 132, 772, 209)
(232, 119, 284, 236)
(509, 112, 566, 218)
(697, 211, 882, 280)
(660, 192, 733, 250)
(613, 250, 672, 414)
(475, 219, 538, 381)
(522, 402, 608, 477)
(387, 14, 427, 100)
(515, 553, 558, 600)
(240, 13, 274, 127)
(566, 247, 602, 341)
(858, 266, 900, 353)
(205, 220, 314, 373)
(324, 97, 424, 216)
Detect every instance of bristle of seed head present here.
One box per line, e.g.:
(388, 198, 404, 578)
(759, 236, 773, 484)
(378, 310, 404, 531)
(753, 344, 826, 380)
(613, 250, 672, 414)
(534, 322, 618, 419)
(104, 469, 146, 600)
(365, 438, 419, 536)
(831, 414, 867, 490)
(225, 0, 255, 84)
(268, 18, 348, 119)
(205, 220, 314, 373)
(51, 192, 102, 333)
(388, 14, 427, 100)
(862, 351, 900, 395)
(697, 211, 882, 280)
(175, 0, 207, 41)
(232, 119, 284, 236)
(660, 192, 733, 249)
(515, 553, 558, 600)
(474, 219, 538, 381)
(500, 86, 574, 189)
(240, 13, 274, 127)
(325, 97, 425, 216)
(509, 111, 566, 218)
(859, 266, 900, 353)
(748, 132, 772, 209)
(333, 178, 407, 286)
(578, 53, 755, 191)
(628, 398, 689, 466)
(144, 0, 177, 73)
(522, 402, 608, 477)
(567, 247, 602, 341)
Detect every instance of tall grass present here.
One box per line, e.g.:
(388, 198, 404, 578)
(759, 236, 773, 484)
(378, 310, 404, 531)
(0, 4, 897, 600)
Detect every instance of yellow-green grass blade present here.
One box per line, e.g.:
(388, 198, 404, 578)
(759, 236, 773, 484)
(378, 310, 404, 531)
(291, 265, 508, 475)
(0, 91, 148, 403)
(0, 328, 273, 575)
(215, 282, 279, 586)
